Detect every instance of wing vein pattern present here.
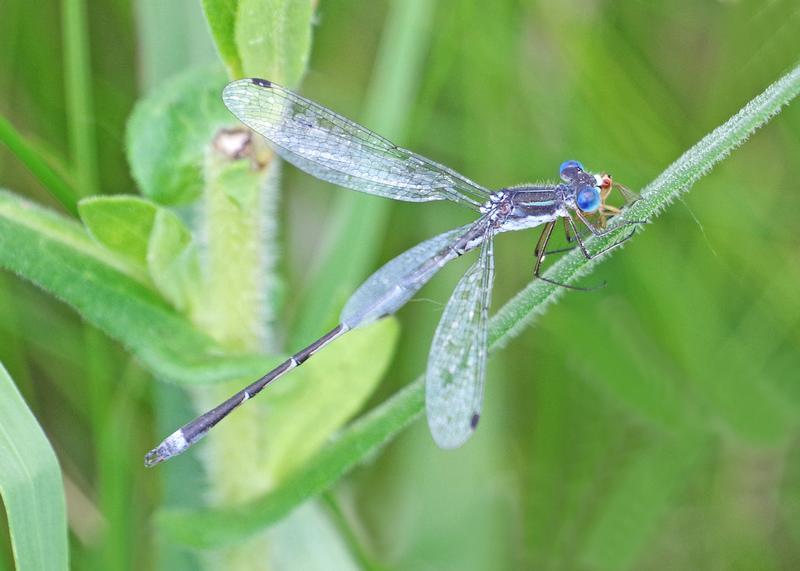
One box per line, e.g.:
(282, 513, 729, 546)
(426, 230, 495, 448)
(222, 79, 490, 208)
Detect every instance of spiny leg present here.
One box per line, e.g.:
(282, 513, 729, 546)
(532, 221, 600, 291)
(563, 216, 576, 243)
(533, 221, 555, 263)
(542, 214, 606, 256)
(540, 217, 582, 256)
(569, 211, 638, 259)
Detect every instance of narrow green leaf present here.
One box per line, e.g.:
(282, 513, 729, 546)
(126, 67, 236, 205)
(78, 195, 159, 268)
(148, 209, 201, 313)
(0, 363, 68, 571)
(159, 375, 424, 548)
(201, 0, 243, 77)
(289, 0, 436, 346)
(0, 189, 272, 385)
(62, 0, 99, 198)
(235, 0, 313, 86)
(0, 114, 79, 216)
(157, 63, 800, 543)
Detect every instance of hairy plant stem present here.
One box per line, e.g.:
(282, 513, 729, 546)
(195, 136, 279, 569)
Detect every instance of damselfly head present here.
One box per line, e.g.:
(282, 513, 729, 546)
(560, 160, 603, 212)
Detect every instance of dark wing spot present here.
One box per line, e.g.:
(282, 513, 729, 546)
(470, 413, 480, 429)
(251, 78, 272, 88)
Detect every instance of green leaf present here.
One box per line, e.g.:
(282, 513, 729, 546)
(78, 195, 159, 268)
(0, 188, 399, 511)
(126, 67, 236, 205)
(235, 0, 313, 86)
(148, 209, 201, 313)
(0, 362, 68, 571)
(158, 63, 800, 545)
(262, 318, 399, 480)
(202, 0, 243, 77)
(0, 189, 271, 385)
(159, 375, 424, 548)
(78, 195, 202, 312)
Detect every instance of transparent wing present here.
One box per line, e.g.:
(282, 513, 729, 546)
(425, 233, 495, 449)
(222, 79, 490, 209)
(340, 226, 469, 329)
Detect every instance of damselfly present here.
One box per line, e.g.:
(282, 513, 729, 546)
(144, 78, 640, 467)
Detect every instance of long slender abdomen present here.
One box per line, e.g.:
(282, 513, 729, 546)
(144, 324, 348, 467)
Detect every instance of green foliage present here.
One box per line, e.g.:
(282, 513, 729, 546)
(0, 363, 68, 571)
(148, 208, 202, 313)
(2, 0, 800, 569)
(126, 68, 235, 205)
(235, 0, 314, 85)
(78, 195, 201, 311)
(0, 189, 270, 384)
(202, 0, 244, 77)
(155, 61, 800, 557)
(579, 434, 709, 570)
(159, 374, 424, 548)
(201, 0, 314, 85)
(0, 115, 79, 215)
(288, 0, 437, 348)
(488, 64, 800, 346)
(79, 195, 162, 267)
(263, 319, 400, 480)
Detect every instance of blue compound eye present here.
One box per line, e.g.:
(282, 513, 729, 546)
(576, 186, 601, 212)
(559, 159, 584, 180)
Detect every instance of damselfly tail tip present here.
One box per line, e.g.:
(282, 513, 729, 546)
(143, 447, 166, 468)
(143, 429, 188, 468)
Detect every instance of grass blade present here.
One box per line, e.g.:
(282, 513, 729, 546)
(0, 115, 79, 215)
(0, 363, 68, 571)
(289, 0, 436, 346)
(158, 63, 800, 545)
(61, 0, 98, 197)
(489, 63, 800, 346)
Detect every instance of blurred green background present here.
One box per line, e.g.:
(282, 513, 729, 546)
(1, 0, 799, 569)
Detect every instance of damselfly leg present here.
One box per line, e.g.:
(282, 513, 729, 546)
(569, 211, 641, 260)
(532, 211, 643, 291)
(532, 221, 605, 291)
